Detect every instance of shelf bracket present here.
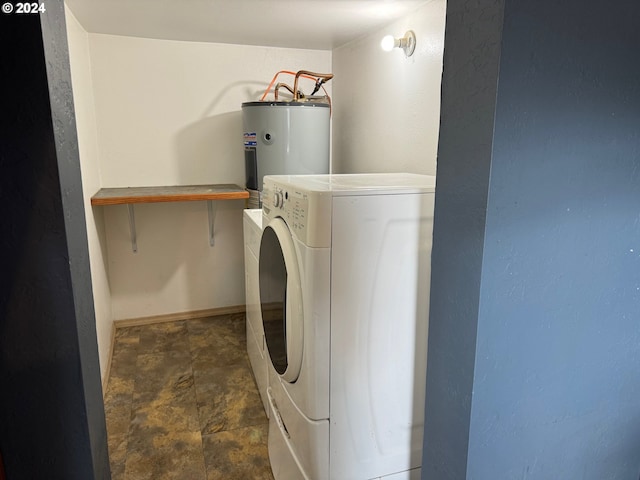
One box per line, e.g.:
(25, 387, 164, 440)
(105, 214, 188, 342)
(207, 200, 216, 247)
(127, 204, 138, 253)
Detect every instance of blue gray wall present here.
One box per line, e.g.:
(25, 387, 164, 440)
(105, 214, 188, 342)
(0, 5, 110, 479)
(424, 0, 640, 478)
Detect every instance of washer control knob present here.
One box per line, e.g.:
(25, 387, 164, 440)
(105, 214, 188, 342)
(274, 191, 283, 208)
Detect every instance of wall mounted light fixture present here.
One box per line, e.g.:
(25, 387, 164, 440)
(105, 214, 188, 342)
(380, 30, 416, 57)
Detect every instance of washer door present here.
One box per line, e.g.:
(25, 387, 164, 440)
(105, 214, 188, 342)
(259, 218, 303, 383)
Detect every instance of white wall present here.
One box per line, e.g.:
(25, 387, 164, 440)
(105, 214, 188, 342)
(331, 0, 446, 175)
(86, 34, 331, 320)
(65, 7, 113, 381)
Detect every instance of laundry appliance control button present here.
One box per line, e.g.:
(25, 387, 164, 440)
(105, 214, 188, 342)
(274, 191, 283, 208)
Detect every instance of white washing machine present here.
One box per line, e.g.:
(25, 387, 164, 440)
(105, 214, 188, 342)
(243, 208, 269, 416)
(258, 173, 435, 480)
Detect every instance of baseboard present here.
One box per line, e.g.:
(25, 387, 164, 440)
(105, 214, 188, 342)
(113, 305, 246, 329)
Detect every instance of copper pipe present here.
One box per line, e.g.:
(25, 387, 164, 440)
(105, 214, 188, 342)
(274, 82, 299, 100)
(293, 70, 334, 101)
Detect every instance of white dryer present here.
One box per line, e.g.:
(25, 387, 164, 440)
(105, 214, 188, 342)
(258, 173, 435, 480)
(243, 208, 268, 415)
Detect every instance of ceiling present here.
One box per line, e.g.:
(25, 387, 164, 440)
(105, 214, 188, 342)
(65, 0, 430, 50)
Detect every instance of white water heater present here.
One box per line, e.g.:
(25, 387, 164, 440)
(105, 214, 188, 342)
(242, 101, 330, 197)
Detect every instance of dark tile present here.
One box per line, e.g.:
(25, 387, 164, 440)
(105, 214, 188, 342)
(129, 371, 200, 436)
(188, 315, 246, 370)
(108, 433, 128, 480)
(138, 321, 189, 354)
(115, 325, 142, 345)
(134, 350, 192, 395)
(109, 339, 139, 378)
(111, 325, 140, 363)
(116, 325, 142, 338)
(190, 313, 245, 333)
(104, 376, 134, 437)
(202, 424, 273, 480)
(194, 363, 267, 435)
(124, 431, 206, 480)
(105, 374, 135, 400)
(106, 316, 274, 480)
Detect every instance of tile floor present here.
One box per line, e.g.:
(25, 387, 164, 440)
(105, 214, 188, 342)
(104, 313, 275, 480)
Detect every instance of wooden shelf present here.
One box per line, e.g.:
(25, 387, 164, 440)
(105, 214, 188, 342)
(91, 184, 249, 206)
(90, 184, 249, 252)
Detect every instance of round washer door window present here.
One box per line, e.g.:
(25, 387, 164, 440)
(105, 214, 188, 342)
(258, 218, 303, 383)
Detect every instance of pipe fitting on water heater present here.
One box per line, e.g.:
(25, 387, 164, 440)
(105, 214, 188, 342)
(241, 70, 334, 208)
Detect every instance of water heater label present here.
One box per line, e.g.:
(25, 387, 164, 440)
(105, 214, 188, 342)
(243, 132, 257, 146)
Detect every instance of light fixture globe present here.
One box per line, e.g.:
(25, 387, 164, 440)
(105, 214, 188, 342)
(380, 34, 396, 52)
(380, 30, 416, 57)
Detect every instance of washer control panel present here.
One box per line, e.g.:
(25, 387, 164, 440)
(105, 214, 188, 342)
(263, 183, 309, 239)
